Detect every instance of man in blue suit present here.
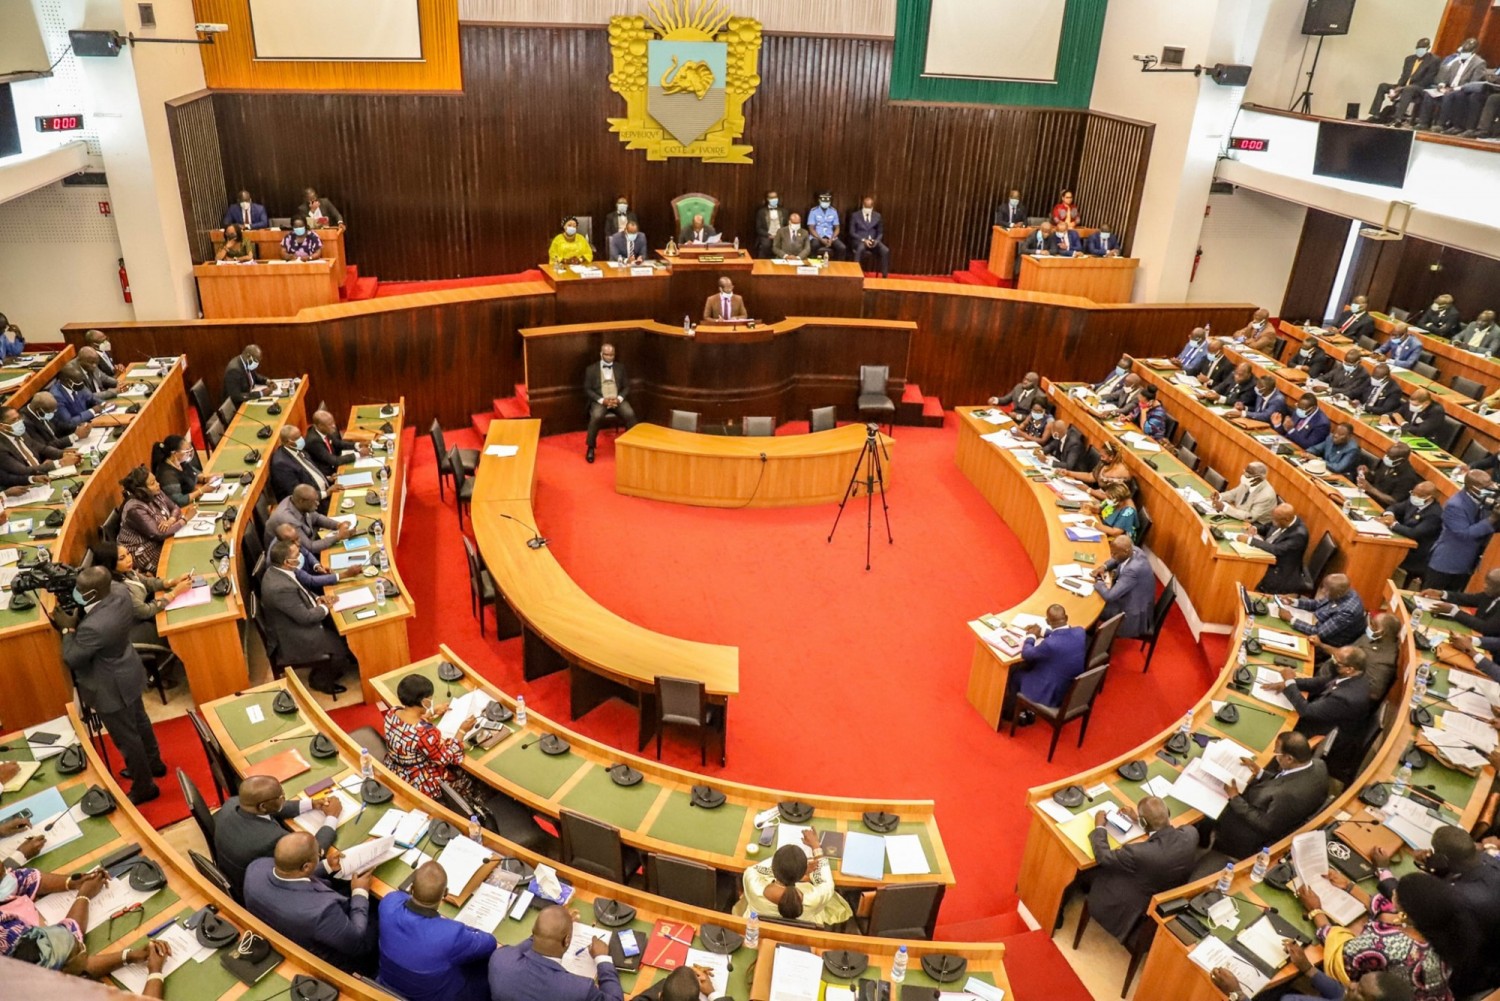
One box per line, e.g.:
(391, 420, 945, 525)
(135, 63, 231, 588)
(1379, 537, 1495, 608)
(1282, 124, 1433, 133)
(1379, 322, 1424, 370)
(489, 904, 622, 1001)
(1426, 470, 1500, 590)
(847, 196, 890, 278)
(606, 220, 649, 264)
(49, 363, 104, 427)
(1085, 223, 1122, 257)
(378, 861, 496, 1001)
(1005, 604, 1086, 722)
(222, 189, 270, 229)
(243, 832, 377, 973)
(1052, 220, 1083, 257)
(1270, 392, 1331, 450)
(1236, 374, 1286, 423)
(1093, 536, 1155, 638)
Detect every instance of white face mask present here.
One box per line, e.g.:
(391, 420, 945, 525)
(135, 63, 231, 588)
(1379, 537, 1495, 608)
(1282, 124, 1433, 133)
(565, 226, 577, 236)
(1008, 198, 1018, 206)
(1351, 304, 1364, 313)
(1410, 496, 1430, 509)
(1030, 411, 1045, 421)
(789, 223, 799, 233)
(100, 341, 111, 353)
(616, 203, 627, 213)
(7, 420, 22, 435)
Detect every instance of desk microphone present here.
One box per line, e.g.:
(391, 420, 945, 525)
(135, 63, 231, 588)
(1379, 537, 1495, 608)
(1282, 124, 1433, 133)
(1229, 893, 1275, 915)
(237, 409, 277, 440)
(497, 511, 548, 550)
(1412, 686, 1494, 727)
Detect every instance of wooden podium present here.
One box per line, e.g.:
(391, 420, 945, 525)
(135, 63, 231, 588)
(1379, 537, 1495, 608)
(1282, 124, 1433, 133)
(1018, 254, 1137, 303)
(985, 225, 1098, 280)
(194, 261, 339, 318)
(210, 227, 347, 278)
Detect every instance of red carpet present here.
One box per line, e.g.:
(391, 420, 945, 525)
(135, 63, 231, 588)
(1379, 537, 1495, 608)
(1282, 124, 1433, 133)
(108, 714, 215, 829)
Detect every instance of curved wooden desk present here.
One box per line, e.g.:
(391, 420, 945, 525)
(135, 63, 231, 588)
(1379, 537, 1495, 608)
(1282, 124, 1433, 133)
(1014, 599, 1310, 930)
(614, 422, 893, 508)
(193, 261, 339, 319)
(1134, 590, 1496, 1000)
(954, 407, 1109, 728)
(473, 419, 739, 746)
(1372, 310, 1500, 400)
(365, 647, 953, 893)
(0, 345, 74, 409)
(200, 676, 1008, 998)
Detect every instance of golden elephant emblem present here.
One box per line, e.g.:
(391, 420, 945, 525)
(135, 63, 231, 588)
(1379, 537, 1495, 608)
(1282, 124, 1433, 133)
(660, 57, 715, 99)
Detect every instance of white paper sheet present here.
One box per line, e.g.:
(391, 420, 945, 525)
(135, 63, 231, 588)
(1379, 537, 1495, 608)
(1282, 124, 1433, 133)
(1291, 832, 1364, 924)
(437, 690, 493, 740)
(1187, 937, 1268, 996)
(174, 517, 218, 539)
(685, 948, 730, 994)
(1036, 798, 1076, 824)
(338, 471, 375, 488)
(775, 823, 812, 853)
(111, 923, 203, 994)
(434, 835, 493, 894)
(768, 945, 825, 1001)
(332, 586, 376, 612)
(1237, 914, 1290, 970)
(34, 875, 161, 931)
(454, 882, 513, 932)
(23, 717, 78, 759)
(485, 445, 520, 457)
(560, 921, 610, 977)
(290, 789, 361, 833)
(1439, 711, 1498, 751)
(885, 833, 932, 875)
(1201, 739, 1258, 790)
(334, 836, 399, 878)
(1167, 758, 1230, 819)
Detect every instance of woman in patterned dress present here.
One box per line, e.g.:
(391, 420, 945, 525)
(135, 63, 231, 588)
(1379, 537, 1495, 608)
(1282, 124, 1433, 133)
(1297, 869, 1454, 1001)
(382, 673, 480, 802)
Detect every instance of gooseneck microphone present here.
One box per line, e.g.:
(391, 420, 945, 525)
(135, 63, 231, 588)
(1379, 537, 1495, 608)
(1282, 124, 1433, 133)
(497, 511, 548, 549)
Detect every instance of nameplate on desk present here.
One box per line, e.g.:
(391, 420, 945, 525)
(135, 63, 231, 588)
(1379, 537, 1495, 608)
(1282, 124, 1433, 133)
(796, 266, 819, 276)
(697, 255, 724, 263)
(578, 269, 603, 279)
(630, 266, 653, 277)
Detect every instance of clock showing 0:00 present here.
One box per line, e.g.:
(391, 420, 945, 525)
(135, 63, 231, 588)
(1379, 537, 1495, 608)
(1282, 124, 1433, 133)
(35, 114, 85, 133)
(1228, 136, 1269, 152)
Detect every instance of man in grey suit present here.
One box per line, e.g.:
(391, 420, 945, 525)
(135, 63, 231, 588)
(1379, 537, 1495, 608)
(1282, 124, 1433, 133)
(1085, 797, 1197, 941)
(606, 220, 649, 264)
(261, 538, 355, 694)
(1092, 536, 1155, 638)
(1455, 310, 1499, 356)
(772, 213, 812, 261)
(60, 567, 163, 804)
(1214, 732, 1328, 859)
(265, 485, 352, 557)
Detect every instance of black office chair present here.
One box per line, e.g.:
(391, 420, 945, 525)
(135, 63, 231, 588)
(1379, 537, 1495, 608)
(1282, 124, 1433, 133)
(1177, 430, 1197, 453)
(857, 365, 896, 434)
(177, 768, 218, 851)
(1303, 531, 1338, 592)
(653, 676, 726, 766)
(1008, 665, 1108, 761)
(669, 410, 700, 432)
(1352, 449, 1377, 473)
(646, 854, 738, 913)
(1072, 903, 1155, 997)
(133, 642, 179, 705)
(1159, 414, 1180, 443)
(189, 379, 214, 431)
(809, 406, 837, 433)
(251, 489, 274, 540)
(1417, 350, 1435, 366)
(1135, 504, 1153, 550)
(461, 535, 501, 637)
(1080, 444, 1100, 473)
(447, 447, 475, 530)
(1356, 335, 1378, 351)
(216, 397, 237, 427)
(187, 709, 239, 801)
(743, 416, 774, 437)
(1202, 467, 1228, 492)
(1139, 576, 1177, 672)
(204, 416, 226, 450)
(860, 883, 945, 940)
(1430, 416, 1462, 453)
(560, 810, 642, 885)
(1460, 439, 1489, 467)
(189, 850, 233, 896)
(99, 507, 121, 543)
(347, 726, 389, 763)
(429, 420, 479, 502)
(1413, 361, 1439, 380)
(438, 779, 558, 857)
(241, 526, 264, 583)
(1452, 375, 1484, 400)
(1086, 613, 1124, 692)
(1270, 337, 1288, 362)
(1175, 446, 1199, 472)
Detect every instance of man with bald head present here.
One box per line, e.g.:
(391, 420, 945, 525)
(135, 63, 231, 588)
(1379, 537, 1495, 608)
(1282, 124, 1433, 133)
(489, 903, 622, 1001)
(1315, 611, 1399, 703)
(1203, 361, 1256, 408)
(223, 343, 268, 408)
(270, 522, 359, 593)
(1412, 293, 1462, 339)
(1378, 321, 1424, 370)
(378, 861, 496, 1001)
(1426, 470, 1500, 590)
(305, 409, 371, 478)
(49, 362, 105, 432)
(269, 425, 336, 504)
(244, 832, 376, 972)
(1085, 795, 1196, 941)
(1174, 327, 1208, 371)
(991, 370, 1045, 412)
(1213, 461, 1276, 524)
(1455, 309, 1500, 356)
(1278, 573, 1367, 647)
(23, 390, 91, 449)
(0, 404, 76, 490)
(1093, 536, 1155, 638)
(1324, 346, 1372, 401)
(82, 329, 117, 375)
(1006, 603, 1086, 724)
(1190, 337, 1235, 395)
(76, 346, 117, 399)
(214, 774, 344, 900)
(1241, 502, 1311, 594)
(1235, 307, 1279, 354)
(1041, 419, 1088, 473)
(1360, 361, 1406, 414)
(1383, 480, 1442, 583)
(265, 484, 351, 556)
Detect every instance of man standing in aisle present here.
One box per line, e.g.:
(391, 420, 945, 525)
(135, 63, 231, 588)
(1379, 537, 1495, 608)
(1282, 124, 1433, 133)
(583, 344, 638, 464)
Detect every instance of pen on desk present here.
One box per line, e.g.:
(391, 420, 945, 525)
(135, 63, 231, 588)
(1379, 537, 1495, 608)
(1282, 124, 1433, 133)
(145, 917, 177, 938)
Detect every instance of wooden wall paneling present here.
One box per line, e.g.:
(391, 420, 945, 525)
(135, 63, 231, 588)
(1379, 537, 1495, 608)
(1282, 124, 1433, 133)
(1435, 1, 1496, 61)
(191, 0, 462, 92)
(205, 29, 1148, 282)
(1386, 237, 1500, 320)
(1077, 113, 1154, 254)
(166, 91, 228, 266)
(458, 0, 900, 37)
(1280, 208, 1350, 323)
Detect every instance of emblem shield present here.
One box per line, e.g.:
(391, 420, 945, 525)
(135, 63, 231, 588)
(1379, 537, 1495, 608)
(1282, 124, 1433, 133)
(647, 40, 727, 146)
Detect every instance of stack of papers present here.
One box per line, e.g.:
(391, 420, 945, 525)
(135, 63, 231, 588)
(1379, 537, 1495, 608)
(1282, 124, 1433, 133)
(176, 517, 218, 539)
(1187, 937, 1269, 996)
(437, 689, 495, 740)
(485, 444, 520, 457)
(1449, 671, 1500, 704)
(1237, 914, 1290, 970)
(35, 870, 162, 930)
(768, 945, 824, 1001)
(1291, 832, 1365, 924)
(840, 830, 886, 879)
(290, 787, 361, 834)
(886, 833, 932, 875)
(1437, 711, 1498, 752)
(1273, 600, 1317, 628)
(338, 471, 375, 488)
(1168, 758, 1233, 819)
(1420, 726, 1488, 769)
(1381, 797, 1449, 853)
(332, 586, 377, 612)
(1255, 629, 1304, 653)
(976, 410, 1012, 426)
(1250, 667, 1295, 710)
(23, 718, 79, 760)
(454, 882, 514, 932)
(332, 836, 400, 878)
(434, 835, 494, 894)
(1199, 739, 1258, 790)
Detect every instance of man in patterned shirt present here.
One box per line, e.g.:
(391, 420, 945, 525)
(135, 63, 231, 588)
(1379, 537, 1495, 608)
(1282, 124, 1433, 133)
(1275, 573, 1367, 646)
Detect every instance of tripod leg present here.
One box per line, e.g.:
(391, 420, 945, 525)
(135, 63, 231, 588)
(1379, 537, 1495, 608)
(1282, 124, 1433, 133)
(864, 445, 875, 571)
(871, 441, 894, 544)
(828, 433, 871, 543)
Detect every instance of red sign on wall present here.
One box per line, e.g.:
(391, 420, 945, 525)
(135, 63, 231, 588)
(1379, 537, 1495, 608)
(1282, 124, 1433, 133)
(98, 201, 111, 216)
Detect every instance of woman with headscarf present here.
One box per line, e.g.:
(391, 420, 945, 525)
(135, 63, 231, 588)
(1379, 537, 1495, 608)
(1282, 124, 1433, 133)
(737, 826, 853, 928)
(12, 920, 171, 997)
(116, 465, 194, 575)
(0, 865, 99, 959)
(1297, 869, 1454, 1000)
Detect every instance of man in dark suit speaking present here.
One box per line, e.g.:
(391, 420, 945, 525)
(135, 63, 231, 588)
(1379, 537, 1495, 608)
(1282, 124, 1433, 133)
(848, 196, 891, 278)
(607, 220, 649, 264)
(1085, 797, 1197, 941)
(1240, 503, 1311, 595)
(488, 904, 622, 1001)
(60, 567, 164, 804)
(583, 343, 638, 464)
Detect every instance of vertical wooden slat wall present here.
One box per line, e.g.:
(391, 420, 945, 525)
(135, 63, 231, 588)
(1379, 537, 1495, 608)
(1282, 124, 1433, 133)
(1076, 113, 1154, 254)
(165, 91, 228, 266)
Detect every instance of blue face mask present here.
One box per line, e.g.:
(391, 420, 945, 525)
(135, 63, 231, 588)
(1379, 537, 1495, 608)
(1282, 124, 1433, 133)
(41, 410, 54, 422)
(293, 226, 307, 236)
(1295, 407, 1312, 419)
(767, 198, 778, 208)
(0, 871, 15, 901)
(294, 436, 306, 451)
(565, 226, 577, 236)
(1343, 363, 1356, 372)
(246, 360, 258, 371)
(72, 587, 94, 606)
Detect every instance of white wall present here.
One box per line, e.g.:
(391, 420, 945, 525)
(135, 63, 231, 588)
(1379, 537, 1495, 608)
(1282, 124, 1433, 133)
(1188, 187, 1306, 309)
(1242, 0, 1445, 118)
(0, 181, 132, 342)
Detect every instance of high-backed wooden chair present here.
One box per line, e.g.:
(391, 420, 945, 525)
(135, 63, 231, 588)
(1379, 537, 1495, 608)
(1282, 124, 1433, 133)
(671, 193, 720, 237)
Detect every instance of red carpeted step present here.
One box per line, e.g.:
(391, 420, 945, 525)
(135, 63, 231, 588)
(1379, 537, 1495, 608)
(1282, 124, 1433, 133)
(514, 383, 529, 406)
(897, 383, 926, 426)
(471, 411, 496, 437)
(922, 396, 944, 427)
(965, 260, 1002, 287)
(900, 384, 924, 405)
(952, 271, 986, 286)
(935, 910, 1032, 941)
(493, 397, 529, 419)
(999, 931, 1093, 1001)
(885, 273, 959, 284)
(348, 277, 380, 301)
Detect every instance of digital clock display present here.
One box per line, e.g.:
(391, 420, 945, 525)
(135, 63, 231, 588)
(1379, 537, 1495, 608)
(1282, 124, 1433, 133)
(35, 114, 85, 133)
(1228, 136, 1269, 152)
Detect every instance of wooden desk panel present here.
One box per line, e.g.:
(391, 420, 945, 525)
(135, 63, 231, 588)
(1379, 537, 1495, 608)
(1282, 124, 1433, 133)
(657, 248, 755, 270)
(194, 261, 339, 319)
(471, 417, 540, 503)
(749, 938, 1010, 999)
(211, 227, 346, 277)
(615, 422, 891, 507)
(1374, 311, 1500, 399)
(0, 346, 74, 410)
(986, 225, 1033, 281)
(1019, 254, 1138, 303)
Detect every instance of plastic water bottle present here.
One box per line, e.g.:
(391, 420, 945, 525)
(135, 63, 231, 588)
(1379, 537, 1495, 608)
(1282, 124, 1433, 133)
(60, 486, 72, 511)
(1250, 847, 1271, 884)
(733, 236, 740, 252)
(515, 696, 527, 726)
(468, 814, 482, 841)
(1410, 675, 1428, 709)
(684, 314, 692, 335)
(217, 555, 230, 578)
(1237, 640, 1249, 669)
(1392, 762, 1412, 799)
(891, 945, 908, 983)
(379, 483, 389, 511)
(1216, 862, 1234, 895)
(360, 748, 373, 780)
(1179, 710, 1193, 738)
(376, 580, 387, 608)
(1415, 661, 1430, 687)
(744, 911, 759, 949)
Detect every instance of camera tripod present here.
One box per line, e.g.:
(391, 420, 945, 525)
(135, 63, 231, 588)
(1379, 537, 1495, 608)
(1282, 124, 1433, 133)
(827, 424, 893, 570)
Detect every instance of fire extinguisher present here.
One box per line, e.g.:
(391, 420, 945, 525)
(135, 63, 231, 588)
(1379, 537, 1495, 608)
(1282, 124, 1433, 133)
(1191, 246, 1203, 283)
(118, 258, 132, 304)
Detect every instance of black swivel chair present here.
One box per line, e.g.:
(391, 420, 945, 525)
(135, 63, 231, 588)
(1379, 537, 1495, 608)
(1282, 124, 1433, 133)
(1430, 416, 1463, 453)
(189, 850, 234, 897)
(189, 379, 214, 431)
(653, 676, 726, 766)
(1452, 375, 1485, 400)
(646, 853, 738, 913)
(438, 780, 558, 858)
(187, 709, 239, 801)
(1086, 612, 1124, 692)
(1303, 531, 1338, 593)
(1139, 576, 1178, 672)
(1412, 361, 1439, 380)
(177, 768, 217, 852)
(461, 534, 501, 637)
(447, 447, 475, 530)
(559, 810, 642, 885)
(859, 882, 945, 940)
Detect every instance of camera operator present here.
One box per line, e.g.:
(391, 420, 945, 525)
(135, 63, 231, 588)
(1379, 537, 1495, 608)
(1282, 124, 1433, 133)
(1425, 470, 1500, 591)
(56, 566, 164, 805)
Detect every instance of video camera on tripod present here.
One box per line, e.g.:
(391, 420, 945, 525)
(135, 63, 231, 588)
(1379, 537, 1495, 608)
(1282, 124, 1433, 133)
(11, 551, 83, 613)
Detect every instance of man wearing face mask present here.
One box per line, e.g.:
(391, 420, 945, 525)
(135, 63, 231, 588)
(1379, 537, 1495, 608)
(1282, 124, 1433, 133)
(1323, 346, 1372, 401)
(48, 363, 104, 429)
(1174, 327, 1209, 371)
(280, 215, 323, 261)
(1332, 296, 1374, 341)
(1234, 308, 1279, 355)
(77, 347, 117, 400)
(1204, 362, 1257, 409)
(1357, 442, 1421, 509)
(1021, 219, 1057, 259)
(583, 343, 638, 464)
(773, 212, 812, 261)
(1454, 310, 1499, 356)
(222, 188, 269, 230)
(601, 195, 636, 236)
(1377, 323, 1424, 371)
(222, 344, 269, 408)
(1240, 503, 1310, 595)
(57, 566, 163, 804)
(1411, 38, 1489, 130)
(1289, 336, 1334, 380)
(1212, 462, 1277, 524)
(703, 276, 748, 323)
(1425, 470, 1500, 590)
(1313, 611, 1399, 703)
(548, 217, 593, 267)
(1381, 387, 1446, 441)
(848, 196, 890, 278)
(993, 188, 1028, 229)
(83, 329, 116, 377)
(0, 405, 77, 490)
(753, 190, 784, 259)
(1359, 362, 1405, 415)
(270, 426, 336, 505)
(1371, 37, 1440, 123)
(606, 220, 648, 265)
(265, 484, 352, 556)
(1411, 294, 1462, 339)
(1092, 356, 1131, 400)
(261, 539, 355, 695)
(1102, 373, 1143, 413)
(1084, 222, 1121, 258)
(806, 192, 844, 261)
(1304, 420, 1361, 477)
(22, 391, 91, 448)
(1190, 338, 1235, 395)
(1270, 392, 1330, 449)
(1237, 374, 1287, 424)
(1382, 481, 1442, 583)
(991, 370, 1045, 412)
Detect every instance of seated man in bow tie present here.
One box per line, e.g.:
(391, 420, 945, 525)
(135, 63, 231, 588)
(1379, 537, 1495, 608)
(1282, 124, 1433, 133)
(584, 343, 638, 464)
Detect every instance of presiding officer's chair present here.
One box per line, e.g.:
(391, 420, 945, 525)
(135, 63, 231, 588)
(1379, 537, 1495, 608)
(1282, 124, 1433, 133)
(671, 193, 720, 238)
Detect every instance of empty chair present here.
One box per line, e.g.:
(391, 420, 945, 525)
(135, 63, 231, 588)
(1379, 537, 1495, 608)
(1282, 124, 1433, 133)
(654, 676, 726, 766)
(1159, 414, 1180, 443)
(1352, 448, 1377, 473)
(809, 406, 837, 432)
(429, 420, 479, 502)
(1139, 576, 1177, 672)
(560, 810, 642, 884)
(856, 365, 896, 433)
(461, 535, 502, 637)
(1202, 467, 1228, 492)
(1086, 612, 1124, 673)
(1008, 665, 1108, 761)
(1174, 446, 1199, 472)
(133, 642, 179, 705)
(1304, 530, 1338, 591)
(187, 709, 239, 801)
(216, 397, 237, 426)
(437, 780, 557, 857)
(1356, 334, 1377, 351)
(189, 850, 233, 897)
(1412, 361, 1439, 380)
(1270, 336, 1288, 361)
(1460, 439, 1490, 467)
(646, 853, 738, 912)
(177, 768, 217, 852)
(1430, 416, 1462, 453)
(99, 507, 121, 543)
(1452, 375, 1484, 400)
(743, 416, 774, 436)
(1135, 504, 1153, 551)
(1176, 430, 1197, 453)
(669, 410, 700, 432)
(241, 526, 264, 583)
(204, 415, 226, 451)
(348, 726, 389, 763)
(860, 882, 946, 940)
(1417, 350, 1435, 366)
(189, 379, 214, 431)
(447, 447, 475, 529)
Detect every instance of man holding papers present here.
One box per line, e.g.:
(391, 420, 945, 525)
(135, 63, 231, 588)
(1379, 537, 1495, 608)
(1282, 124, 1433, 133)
(1420, 567, 1500, 639)
(1213, 733, 1328, 859)
(244, 832, 377, 974)
(1085, 796, 1196, 941)
(378, 861, 496, 1001)
(1005, 604, 1086, 723)
(488, 904, 623, 1001)
(1277, 574, 1368, 647)
(1093, 537, 1154, 638)
(1210, 947, 1414, 1001)
(214, 774, 345, 901)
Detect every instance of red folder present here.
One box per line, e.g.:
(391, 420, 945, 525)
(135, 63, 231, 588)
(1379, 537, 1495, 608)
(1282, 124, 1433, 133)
(642, 919, 695, 970)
